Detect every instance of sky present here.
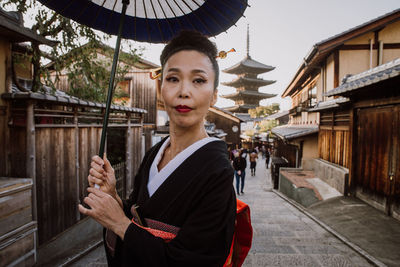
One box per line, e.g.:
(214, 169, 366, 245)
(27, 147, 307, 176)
(130, 0, 400, 111)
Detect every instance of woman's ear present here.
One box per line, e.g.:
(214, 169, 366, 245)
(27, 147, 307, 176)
(211, 89, 218, 107)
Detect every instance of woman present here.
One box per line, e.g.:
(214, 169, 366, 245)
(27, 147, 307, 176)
(233, 150, 247, 195)
(78, 31, 236, 267)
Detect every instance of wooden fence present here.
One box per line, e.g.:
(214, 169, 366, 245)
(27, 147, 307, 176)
(1, 99, 144, 245)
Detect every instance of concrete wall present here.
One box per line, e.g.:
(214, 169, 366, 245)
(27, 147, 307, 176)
(303, 158, 348, 195)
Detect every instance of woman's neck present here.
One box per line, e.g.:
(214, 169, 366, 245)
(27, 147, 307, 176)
(168, 123, 208, 156)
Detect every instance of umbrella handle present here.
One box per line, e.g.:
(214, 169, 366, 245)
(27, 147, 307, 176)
(96, 0, 130, 189)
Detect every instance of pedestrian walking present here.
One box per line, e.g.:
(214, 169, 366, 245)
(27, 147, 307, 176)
(265, 148, 271, 169)
(249, 150, 258, 176)
(233, 150, 247, 195)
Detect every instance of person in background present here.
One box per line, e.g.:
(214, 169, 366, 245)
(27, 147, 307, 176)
(249, 150, 258, 176)
(265, 147, 271, 169)
(233, 150, 247, 195)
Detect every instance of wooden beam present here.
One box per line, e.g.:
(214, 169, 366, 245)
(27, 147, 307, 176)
(26, 101, 38, 249)
(334, 50, 339, 88)
(74, 108, 80, 221)
(125, 112, 133, 198)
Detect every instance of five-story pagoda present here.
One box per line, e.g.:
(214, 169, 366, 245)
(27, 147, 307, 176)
(221, 26, 276, 114)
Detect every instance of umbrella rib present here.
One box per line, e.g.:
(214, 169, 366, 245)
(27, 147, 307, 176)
(193, 0, 234, 35)
(105, 0, 119, 34)
(90, 0, 112, 33)
(220, 0, 247, 18)
(142, 0, 152, 42)
(180, 0, 214, 36)
(163, 0, 185, 33)
(171, 0, 199, 32)
(148, 0, 167, 42)
(156, 0, 175, 40)
(210, 0, 243, 29)
(76, 0, 93, 22)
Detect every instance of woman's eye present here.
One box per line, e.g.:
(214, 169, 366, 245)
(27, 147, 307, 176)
(194, 78, 206, 84)
(165, 76, 179, 82)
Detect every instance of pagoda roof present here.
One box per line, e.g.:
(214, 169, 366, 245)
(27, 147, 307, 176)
(223, 56, 275, 75)
(223, 104, 257, 113)
(222, 76, 276, 88)
(221, 90, 276, 100)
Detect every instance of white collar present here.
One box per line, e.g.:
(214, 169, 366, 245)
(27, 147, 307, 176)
(147, 136, 221, 197)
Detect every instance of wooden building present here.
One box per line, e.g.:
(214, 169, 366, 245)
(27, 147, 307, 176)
(0, 8, 55, 266)
(206, 106, 242, 147)
(273, 8, 400, 174)
(0, 9, 147, 265)
(318, 58, 400, 220)
(46, 42, 160, 152)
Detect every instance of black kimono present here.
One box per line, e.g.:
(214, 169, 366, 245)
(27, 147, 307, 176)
(105, 137, 237, 267)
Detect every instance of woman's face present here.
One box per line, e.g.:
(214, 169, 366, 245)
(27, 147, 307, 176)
(161, 50, 217, 130)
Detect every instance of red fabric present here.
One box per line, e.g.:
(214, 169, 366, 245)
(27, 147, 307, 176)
(132, 199, 253, 266)
(223, 199, 253, 267)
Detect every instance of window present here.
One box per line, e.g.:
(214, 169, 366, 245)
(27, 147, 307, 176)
(308, 86, 317, 108)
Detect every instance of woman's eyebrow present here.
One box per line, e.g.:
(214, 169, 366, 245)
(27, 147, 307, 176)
(166, 68, 207, 75)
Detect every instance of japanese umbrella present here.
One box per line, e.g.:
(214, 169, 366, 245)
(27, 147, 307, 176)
(37, 0, 248, 159)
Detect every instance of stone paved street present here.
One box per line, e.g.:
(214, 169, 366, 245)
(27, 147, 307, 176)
(71, 158, 373, 266)
(238, 158, 372, 267)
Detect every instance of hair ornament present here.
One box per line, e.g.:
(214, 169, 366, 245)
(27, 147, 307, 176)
(216, 48, 236, 59)
(150, 67, 162, 80)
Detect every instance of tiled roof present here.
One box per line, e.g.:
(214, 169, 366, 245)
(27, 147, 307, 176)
(223, 104, 257, 113)
(222, 56, 275, 75)
(2, 84, 147, 113)
(325, 58, 400, 97)
(265, 110, 290, 120)
(232, 113, 252, 122)
(221, 90, 276, 99)
(272, 125, 319, 140)
(222, 76, 276, 88)
(0, 8, 56, 46)
(307, 97, 350, 112)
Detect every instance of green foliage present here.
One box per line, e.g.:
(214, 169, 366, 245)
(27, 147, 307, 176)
(1, 0, 141, 102)
(259, 120, 278, 132)
(249, 103, 280, 118)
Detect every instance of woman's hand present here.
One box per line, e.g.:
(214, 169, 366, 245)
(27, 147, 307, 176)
(79, 187, 131, 240)
(88, 155, 117, 199)
(237, 170, 241, 176)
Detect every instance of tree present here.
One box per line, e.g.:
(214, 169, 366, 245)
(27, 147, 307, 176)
(2, 0, 140, 102)
(248, 103, 280, 118)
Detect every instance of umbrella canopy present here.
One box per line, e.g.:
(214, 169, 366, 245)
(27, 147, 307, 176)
(37, 0, 249, 43)
(37, 0, 249, 162)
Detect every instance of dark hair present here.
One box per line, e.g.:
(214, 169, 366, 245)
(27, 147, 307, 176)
(160, 30, 219, 89)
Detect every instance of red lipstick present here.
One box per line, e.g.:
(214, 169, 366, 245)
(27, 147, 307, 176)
(175, 105, 192, 113)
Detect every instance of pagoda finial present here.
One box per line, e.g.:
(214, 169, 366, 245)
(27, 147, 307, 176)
(246, 24, 250, 58)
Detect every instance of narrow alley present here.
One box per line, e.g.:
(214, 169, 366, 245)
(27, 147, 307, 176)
(69, 158, 373, 267)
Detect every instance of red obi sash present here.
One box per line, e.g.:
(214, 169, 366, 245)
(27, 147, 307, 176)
(128, 199, 253, 267)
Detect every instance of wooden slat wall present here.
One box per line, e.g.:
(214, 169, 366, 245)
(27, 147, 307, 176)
(395, 107, 400, 197)
(0, 107, 7, 176)
(319, 109, 351, 168)
(10, 127, 26, 178)
(130, 72, 156, 124)
(127, 126, 142, 196)
(35, 128, 77, 244)
(319, 129, 350, 168)
(78, 127, 101, 208)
